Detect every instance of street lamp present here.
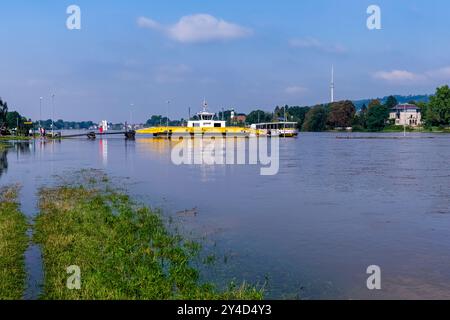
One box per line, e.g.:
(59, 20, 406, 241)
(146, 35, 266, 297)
(130, 103, 134, 131)
(404, 103, 407, 137)
(39, 97, 43, 131)
(167, 100, 170, 128)
(166, 100, 171, 139)
(51, 93, 55, 137)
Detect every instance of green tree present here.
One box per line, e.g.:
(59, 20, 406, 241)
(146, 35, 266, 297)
(366, 99, 389, 131)
(416, 101, 428, 127)
(352, 104, 368, 130)
(287, 106, 310, 129)
(5, 111, 30, 135)
(426, 85, 450, 126)
(246, 110, 272, 124)
(146, 115, 164, 127)
(0, 98, 8, 131)
(145, 115, 181, 127)
(302, 106, 328, 132)
(6, 111, 23, 129)
(327, 100, 356, 128)
(273, 105, 289, 121)
(385, 95, 398, 109)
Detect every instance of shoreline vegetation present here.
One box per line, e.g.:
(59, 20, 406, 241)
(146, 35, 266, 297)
(331, 126, 450, 134)
(0, 136, 32, 141)
(2, 87, 450, 139)
(0, 186, 29, 300)
(33, 172, 263, 300)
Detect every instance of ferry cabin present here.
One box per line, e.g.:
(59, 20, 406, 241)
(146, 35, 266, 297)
(187, 110, 226, 128)
(187, 100, 226, 129)
(250, 122, 299, 137)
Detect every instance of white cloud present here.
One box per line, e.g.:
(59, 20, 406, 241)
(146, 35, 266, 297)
(137, 17, 161, 30)
(285, 86, 308, 95)
(373, 66, 450, 85)
(426, 66, 450, 80)
(289, 37, 347, 54)
(137, 14, 252, 44)
(372, 70, 424, 83)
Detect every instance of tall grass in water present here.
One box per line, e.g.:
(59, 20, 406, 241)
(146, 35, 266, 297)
(34, 173, 263, 300)
(0, 186, 28, 300)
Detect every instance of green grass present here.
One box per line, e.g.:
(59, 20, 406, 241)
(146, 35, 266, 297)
(382, 125, 417, 133)
(34, 176, 263, 300)
(0, 136, 32, 141)
(381, 125, 450, 133)
(421, 126, 450, 133)
(0, 186, 29, 300)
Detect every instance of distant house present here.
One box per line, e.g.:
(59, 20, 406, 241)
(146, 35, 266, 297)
(389, 103, 422, 127)
(231, 111, 247, 124)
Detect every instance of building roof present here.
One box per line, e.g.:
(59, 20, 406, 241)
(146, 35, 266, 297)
(391, 103, 421, 111)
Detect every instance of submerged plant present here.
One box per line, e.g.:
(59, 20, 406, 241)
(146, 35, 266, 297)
(34, 173, 263, 300)
(0, 185, 28, 300)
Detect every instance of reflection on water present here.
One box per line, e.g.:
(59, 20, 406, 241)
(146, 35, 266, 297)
(0, 141, 35, 178)
(100, 139, 108, 166)
(0, 147, 8, 177)
(2, 133, 450, 299)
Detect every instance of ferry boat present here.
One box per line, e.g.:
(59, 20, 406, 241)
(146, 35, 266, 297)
(250, 122, 299, 137)
(137, 100, 256, 137)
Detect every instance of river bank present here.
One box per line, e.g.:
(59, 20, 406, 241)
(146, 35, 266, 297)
(0, 136, 32, 142)
(0, 171, 263, 300)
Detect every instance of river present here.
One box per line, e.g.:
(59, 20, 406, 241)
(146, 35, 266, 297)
(1, 132, 450, 299)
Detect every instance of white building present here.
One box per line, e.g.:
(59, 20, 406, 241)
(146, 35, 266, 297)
(389, 104, 422, 127)
(99, 120, 109, 132)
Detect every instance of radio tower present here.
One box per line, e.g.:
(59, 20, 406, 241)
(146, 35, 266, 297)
(330, 65, 335, 103)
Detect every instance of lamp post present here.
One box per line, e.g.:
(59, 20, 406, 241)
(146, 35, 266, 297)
(167, 100, 170, 128)
(130, 103, 134, 131)
(39, 97, 43, 131)
(404, 103, 406, 137)
(51, 93, 55, 137)
(167, 100, 170, 139)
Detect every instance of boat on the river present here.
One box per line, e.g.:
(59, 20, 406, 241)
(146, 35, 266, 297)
(250, 122, 299, 137)
(137, 100, 257, 137)
(137, 100, 299, 138)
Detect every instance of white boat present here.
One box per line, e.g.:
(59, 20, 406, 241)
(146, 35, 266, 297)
(250, 122, 299, 137)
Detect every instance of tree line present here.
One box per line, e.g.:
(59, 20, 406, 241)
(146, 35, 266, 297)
(3, 84, 450, 135)
(290, 85, 450, 131)
(0, 98, 31, 135)
(145, 85, 449, 132)
(1, 97, 98, 136)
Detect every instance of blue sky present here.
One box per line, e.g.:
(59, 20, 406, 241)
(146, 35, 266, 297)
(1, 0, 450, 122)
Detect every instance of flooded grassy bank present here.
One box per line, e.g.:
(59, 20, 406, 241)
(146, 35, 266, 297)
(0, 186, 29, 300)
(33, 173, 262, 300)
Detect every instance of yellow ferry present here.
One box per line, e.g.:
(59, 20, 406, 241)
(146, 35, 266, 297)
(137, 100, 299, 138)
(137, 100, 258, 137)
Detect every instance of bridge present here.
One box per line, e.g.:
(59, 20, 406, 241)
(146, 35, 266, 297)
(59, 130, 136, 140)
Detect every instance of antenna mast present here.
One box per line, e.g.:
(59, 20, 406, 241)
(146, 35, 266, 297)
(331, 65, 335, 103)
